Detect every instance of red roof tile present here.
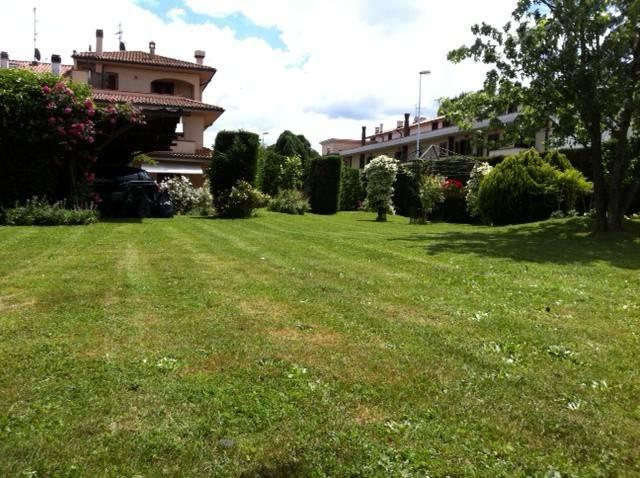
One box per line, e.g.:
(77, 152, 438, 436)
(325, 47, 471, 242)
(92, 89, 224, 112)
(73, 51, 216, 72)
(151, 148, 212, 160)
(9, 60, 73, 76)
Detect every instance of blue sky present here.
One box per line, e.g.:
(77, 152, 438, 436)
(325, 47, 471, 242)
(135, 0, 287, 50)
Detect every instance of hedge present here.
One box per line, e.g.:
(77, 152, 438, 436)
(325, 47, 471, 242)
(209, 130, 260, 207)
(309, 155, 342, 214)
(340, 167, 365, 211)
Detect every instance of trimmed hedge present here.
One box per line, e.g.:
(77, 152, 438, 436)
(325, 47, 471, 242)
(209, 131, 260, 205)
(340, 167, 365, 211)
(1, 198, 98, 226)
(309, 155, 342, 214)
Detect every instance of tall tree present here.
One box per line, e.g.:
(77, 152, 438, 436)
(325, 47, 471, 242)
(444, 0, 640, 231)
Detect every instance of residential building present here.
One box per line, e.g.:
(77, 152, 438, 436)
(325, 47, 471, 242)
(1, 29, 224, 186)
(326, 110, 546, 170)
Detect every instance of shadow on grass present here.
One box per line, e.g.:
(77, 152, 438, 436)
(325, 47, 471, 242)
(99, 217, 143, 224)
(388, 218, 640, 269)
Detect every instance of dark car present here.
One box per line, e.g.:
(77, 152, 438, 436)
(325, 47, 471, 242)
(93, 166, 171, 218)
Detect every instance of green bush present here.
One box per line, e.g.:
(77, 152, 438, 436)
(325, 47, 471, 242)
(259, 151, 303, 196)
(554, 168, 592, 211)
(544, 150, 573, 172)
(309, 155, 342, 214)
(478, 149, 562, 225)
(410, 175, 445, 224)
(215, 180, 268, 218)
(209, 130, 260, 212)
(393, 165, 420, 217)
(268, 189, 309, 215)
(1, 197, 99, 226)
(340, 167, 365, 211)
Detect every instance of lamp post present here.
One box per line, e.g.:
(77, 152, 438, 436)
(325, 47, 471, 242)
(416, 70, 431, 159)
(262, 131, 269, 147)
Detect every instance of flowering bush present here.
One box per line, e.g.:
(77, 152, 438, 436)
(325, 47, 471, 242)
(442, 178, 464, 197)
(410, 175, 445, 224)
(216, 180, 269, 218)
(363, 155, 399, 221)
(159, 176, 199, 214)
(268, 189, 309, 215)
(465, 162, 493, 219)
(0, 69, 146, 209)
(196, 179, 214, 216)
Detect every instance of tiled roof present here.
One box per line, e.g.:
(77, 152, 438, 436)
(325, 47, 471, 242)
(151, 148, 212, 160)
(9, 60, 73, 76)
(92, 89, 224, 112)
(73, 51, 216, 72)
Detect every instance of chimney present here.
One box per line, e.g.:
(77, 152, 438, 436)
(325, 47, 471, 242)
(361, 126, 366, 146)
(0, 51, 8, 69)
(396, 120, 404, 129)
(149, 41, 156, 57)
(379, 123, 383, 134)
(96, 29, 104, 54)
(404, 113, 410, 137)
(51, 54, 61, 75)
(194, 50, 205, 65)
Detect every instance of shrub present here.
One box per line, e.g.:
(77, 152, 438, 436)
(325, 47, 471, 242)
(465, 162, 493, 219)
(411, 175, 445, 224)
(478, 149, 561, 225)
(544, 150, 572, 171)
(309, 155, 342, 214)
(216, 180, 268, 218)
(340, 167, 365, 211)
(363, 155, 399, 222)
(434, 178, 468, 223)
(196, 180, 214, 216)
(209, 130, 260, 212)
(554, 168, 592, 211)
(268, 189, 309, 215)
(259, 151, 303, 196)
(1, 197, 98, 226)
(159, 176, 198, 214)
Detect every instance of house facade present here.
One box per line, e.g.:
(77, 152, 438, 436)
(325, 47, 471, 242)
(1, 29, 224, 186)
(325, 111, 546, 170)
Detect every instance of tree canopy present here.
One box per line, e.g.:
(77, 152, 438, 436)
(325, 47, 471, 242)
(442, 0, 640, 231)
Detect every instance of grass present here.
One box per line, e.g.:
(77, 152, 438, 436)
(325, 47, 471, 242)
(0, 212, 639, 477)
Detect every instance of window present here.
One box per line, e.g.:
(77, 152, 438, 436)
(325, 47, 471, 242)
(387, 132, 393, 141)
(431, 121, 439, 131)
(151, 81, 175, 95)
(104, 72, 118, 90)
(359, 154, 365, 169)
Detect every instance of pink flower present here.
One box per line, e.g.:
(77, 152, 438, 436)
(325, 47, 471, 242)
(84, 99, 93, 108)
(109, 118, 117, 125)
(56, 126, 66, 136)
(64, 107, 72, 115)
(42, 85, 51, 94)
(86, 136, 95, 144)
(87, 108, 95, 117)
(46, 102, 55, 109)
(48, 117, 56, 124)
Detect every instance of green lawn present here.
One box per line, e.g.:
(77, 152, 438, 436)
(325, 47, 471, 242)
(0, 212, 639, 477)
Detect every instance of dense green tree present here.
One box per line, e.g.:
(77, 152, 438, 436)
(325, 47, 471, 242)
(271, 130, 320, 192)
(443, 0, 640, 231)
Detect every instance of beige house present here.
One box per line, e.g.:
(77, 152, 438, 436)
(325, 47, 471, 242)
(2, 29, 224, 186)
(326, 110, 546, 170)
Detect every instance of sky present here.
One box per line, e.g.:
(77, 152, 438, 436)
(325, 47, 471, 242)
(0, 0, 516, 150)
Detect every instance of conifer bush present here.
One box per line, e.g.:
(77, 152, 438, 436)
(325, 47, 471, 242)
(309, 155, 342, 214)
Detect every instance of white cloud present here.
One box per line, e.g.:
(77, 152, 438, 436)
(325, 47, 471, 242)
(0, 0, 516, 150)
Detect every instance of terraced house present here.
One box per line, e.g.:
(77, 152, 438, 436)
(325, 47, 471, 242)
(2, 29, 224, 186)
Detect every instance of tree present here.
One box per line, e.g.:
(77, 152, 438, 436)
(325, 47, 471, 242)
(308, 155, 342, 214)
(271, 130, 320, 192)
(444, 0, 640, 231)
(363, 155, 399, 222)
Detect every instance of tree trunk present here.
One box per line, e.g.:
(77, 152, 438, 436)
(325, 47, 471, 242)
(376, 208, 387, 222)
(607, 118, 633, 232)
(589, 131, 608, 232)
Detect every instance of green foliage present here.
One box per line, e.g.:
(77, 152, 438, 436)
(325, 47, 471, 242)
(258, 150, 303, 196)
(271, 131, 320, 193)
(544, 150, 572, 172)
(411, 175, 445, 224)
(478, 149, 562, 225)
(339, 167, 365, 211)
(363, 155, 399, 222)
(268, 189, 309, 215)
(554, 168, 593, 212)
(446, 0, 640, 230)
(1, 197, 98, 226)
(209, 130, 260, 212)
(465, 162, 493, 219)
(0, 68, 145, 208)
(309, 155, 342, 214)
(215, 180, 268, 218)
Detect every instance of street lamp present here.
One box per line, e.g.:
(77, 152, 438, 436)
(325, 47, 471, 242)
(262, 131, 269, 147)
(416, 70, 431, 159)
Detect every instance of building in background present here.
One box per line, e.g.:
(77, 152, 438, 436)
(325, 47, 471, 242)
(324, 109, 546, 170)
(1, 29, 224, 186)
